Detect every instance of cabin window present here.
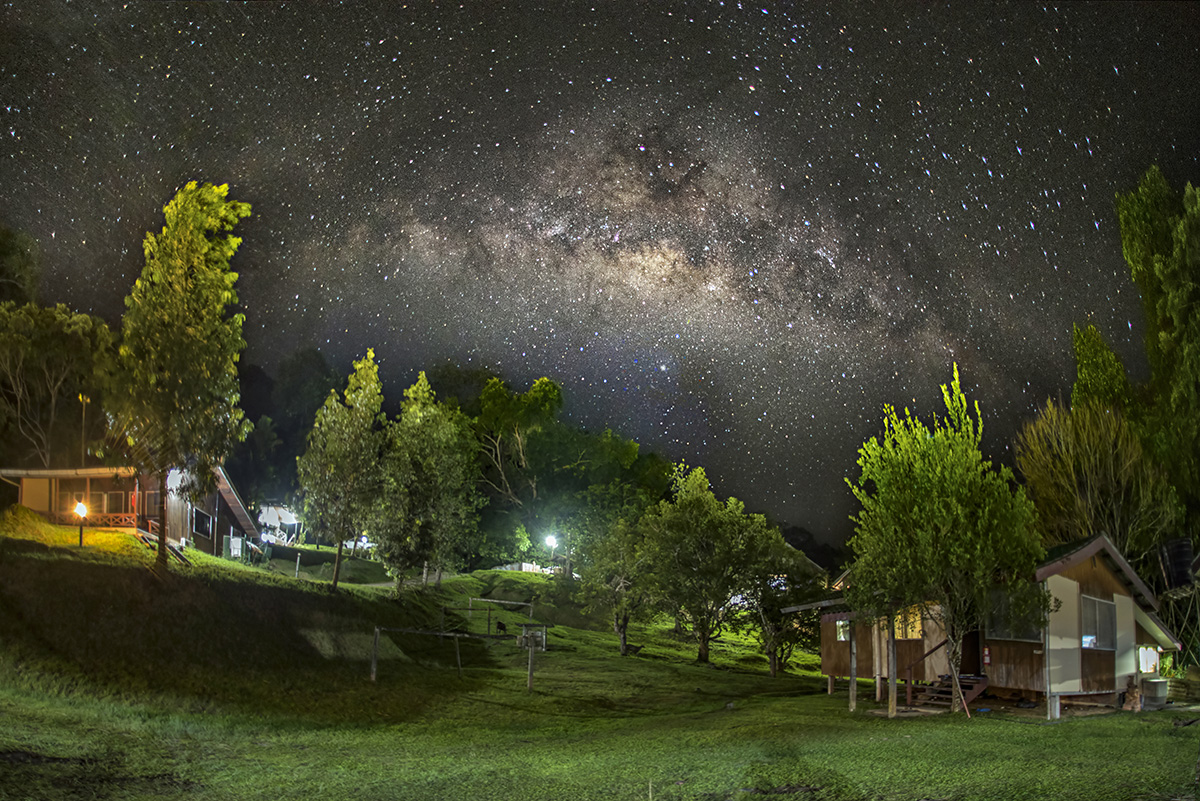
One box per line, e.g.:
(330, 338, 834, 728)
(892, 609, 921, 640)
(106, 492, 126, 514)
(836, 620, 850, 642)
(144, 490, 160, 514)
(1081, 595, 1116, 650)
(1138, 646, 1159, 674)
(986, 590, 1043, 642)
(192, 509, 213, 537)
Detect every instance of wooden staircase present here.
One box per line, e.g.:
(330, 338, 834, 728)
(912, 675, 989, 708)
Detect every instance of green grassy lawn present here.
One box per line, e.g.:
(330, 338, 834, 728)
(1, 506, 1196, 800)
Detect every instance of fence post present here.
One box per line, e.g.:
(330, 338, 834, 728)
(370, 626, 380, 682)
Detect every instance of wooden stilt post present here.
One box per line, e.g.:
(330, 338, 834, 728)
(887, 615, 897, 718)
(827, 674, 835, 694)
(454, 635, 462, 679)
(848, 623, 858, 712)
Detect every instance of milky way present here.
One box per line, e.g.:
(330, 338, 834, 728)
(3, 2, 1199, 542)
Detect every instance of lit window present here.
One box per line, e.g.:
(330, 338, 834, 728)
(836, 620, 850, 642)
(1138, 646, 1160, 674)
(1081, 596, 1116, 650)
(892, 608, 922, 640)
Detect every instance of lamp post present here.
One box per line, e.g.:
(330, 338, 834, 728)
(545, 534, 558, 572)
(75, 501, 87, 547)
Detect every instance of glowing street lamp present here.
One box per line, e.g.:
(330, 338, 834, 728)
(75, 501, 87, 547)
(545, 534, 558, 568)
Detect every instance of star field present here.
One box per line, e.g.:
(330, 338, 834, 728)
(3, 2, 1198, 543)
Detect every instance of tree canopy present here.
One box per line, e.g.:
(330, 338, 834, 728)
(296, 350, 387, 591)
(0, 302, 113, 468)
(1016, 398, 1182, 574)
(112, 181, 252, 568)
(375, 371, 485, 582)
(0, 224, 40, 305)
(640, 465, 780, 663)
(1115, 166, 1200, 514)
(845, 365, 1046, 710)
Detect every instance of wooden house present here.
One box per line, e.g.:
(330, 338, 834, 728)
(0, 465, 259, 557)
(798, 534, 1180, 718)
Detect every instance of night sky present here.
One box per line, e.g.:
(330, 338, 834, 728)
(4, 2, 1199, 544)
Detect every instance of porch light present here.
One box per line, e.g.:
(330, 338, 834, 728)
(75, 501, 87, 548)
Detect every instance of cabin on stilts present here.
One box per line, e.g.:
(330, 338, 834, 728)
(793, 534, 1181, 719)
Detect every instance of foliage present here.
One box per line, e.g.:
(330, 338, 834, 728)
(845, 365, 1047, 710)
(640, 465, 778, 663)
(476, 376, 564, 509)
(734, 539, 823, 677)
(1015, 398, 1182, 573)
(0, 302, 113, 467)
(0, 224, 40, 304)
(111, 181, 252, 568)
(296, 350, 387, 590)
(375, 371, 486, 580)
(1070, 323, 1131, 412)
(578, 517, 657, 655)
(471, 375, 652, 571)
(1115, 166, 1200, 512)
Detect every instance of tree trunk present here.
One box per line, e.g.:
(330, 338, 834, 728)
(696, 622, 710, 663)
(767, 645, 779, 677)
(615, 611, 629, 656)
(946, 624, 964, 713)
(331, 538, 345, 591)
(673, 614, 684, 635)
(155, 471, 168, 572)
(422, 561, 429, 586)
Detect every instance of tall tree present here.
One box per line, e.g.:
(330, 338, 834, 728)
(641, 465, 777, 663)
(375, 372, 485, 583)
(113, 181, 252, 570)
(844, 366, 1047, 711)
(1016, 398, 1182, 573)
(0, 302, 113, 467)
(0, 225, 40, 305)
(1115, 166, 1200, 513)
(296, 350, 387, 591)
(476, 376, 564, 509)
(578, 516, 657, 656)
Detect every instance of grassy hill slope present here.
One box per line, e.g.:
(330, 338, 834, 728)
(1, 507, 1195, 801)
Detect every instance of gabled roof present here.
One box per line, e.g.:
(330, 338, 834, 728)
(214, 466, 259, 539)
(1035, 533, 1158, 612)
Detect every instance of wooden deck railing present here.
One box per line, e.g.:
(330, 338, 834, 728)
(47, 511, 138, 528)
(904, 638, 948, 706)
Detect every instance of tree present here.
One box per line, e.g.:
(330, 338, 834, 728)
(112, 181, 252, 570)
(0, 225, 40, 305)
(1070, 323, 1131, 413)
(578, 516, 657, 656)
(641, 465, 777, 663)
(1115, 166, 1200, 513)
(296, 350, 387, 591)
(476, 376, 564, 509)
(1015, 398, 1182, 573)
(844, 365, 1047, 711)
(0, 302, 113, 467)
(375, 372, 485, 583)
(735, 539, 823, 677)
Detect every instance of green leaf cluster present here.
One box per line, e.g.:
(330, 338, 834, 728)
(845, 365, 1046, 700)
